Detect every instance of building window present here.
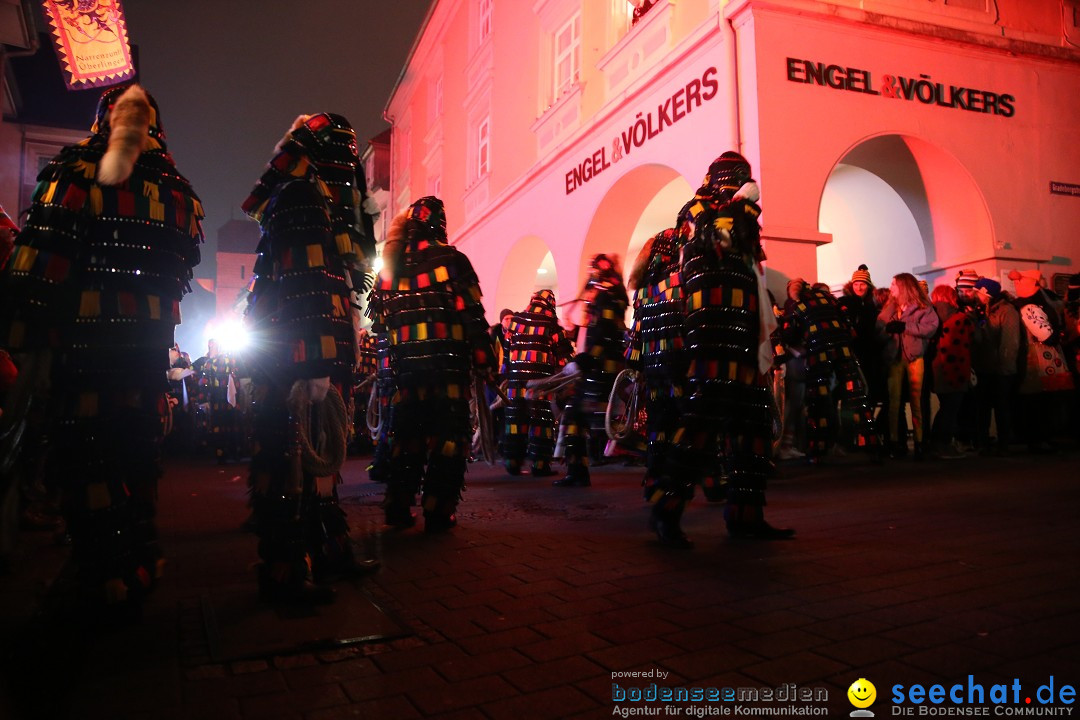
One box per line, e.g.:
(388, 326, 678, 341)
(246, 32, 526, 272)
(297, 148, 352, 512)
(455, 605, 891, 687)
(631, 0, 656, 26)
(432, 176, 442, 197)
(477, 117, 490, 178)
(553, 13, 581, 98)
(612, 0, 633, 36)
(478, 0, 493, 42)
(434, 76, 444, 119)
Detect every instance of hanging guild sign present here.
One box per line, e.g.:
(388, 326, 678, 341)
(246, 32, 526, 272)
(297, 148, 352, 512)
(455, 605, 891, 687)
(42, 0, 135, 90)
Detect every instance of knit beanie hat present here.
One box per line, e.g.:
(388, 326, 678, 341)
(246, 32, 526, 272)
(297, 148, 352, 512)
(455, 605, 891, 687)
(1007, 269, 1042, 299)
(851, 264, 872, 285)
(955, 269, 979, 290)
(974, 278, 1001, 299)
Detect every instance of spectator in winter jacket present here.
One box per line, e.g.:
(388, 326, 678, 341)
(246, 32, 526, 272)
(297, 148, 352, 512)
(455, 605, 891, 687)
(877, 273, 939, 459)
(973, 277, 1020, 455)
(929, 285, 975, 459)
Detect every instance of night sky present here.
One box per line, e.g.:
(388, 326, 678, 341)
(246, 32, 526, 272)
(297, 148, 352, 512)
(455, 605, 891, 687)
(117, 0, 432, 278)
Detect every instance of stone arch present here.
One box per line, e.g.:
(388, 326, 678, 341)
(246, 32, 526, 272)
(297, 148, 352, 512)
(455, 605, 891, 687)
(491, 235, 557, 319)
(578, 163, 693, 294)
(816, 134, 992, 289)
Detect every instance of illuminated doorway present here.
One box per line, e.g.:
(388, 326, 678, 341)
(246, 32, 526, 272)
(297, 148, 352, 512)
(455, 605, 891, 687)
(817, 135, 992, 292)
(578, 163, 692, 323)
(492, 235, 557, 319)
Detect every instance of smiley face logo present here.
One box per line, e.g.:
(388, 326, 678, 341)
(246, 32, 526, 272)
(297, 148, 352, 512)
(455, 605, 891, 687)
(847, 678, 877, 709)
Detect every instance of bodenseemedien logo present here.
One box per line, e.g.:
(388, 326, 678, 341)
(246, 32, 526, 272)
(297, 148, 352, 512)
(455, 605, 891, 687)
(848, 678, 877, 717)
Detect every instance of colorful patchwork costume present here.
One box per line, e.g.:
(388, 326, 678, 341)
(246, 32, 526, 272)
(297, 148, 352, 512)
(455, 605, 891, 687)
(367, 197, 495, 533)
(502, 289, 573, 477)
(0, 85, 203, 610)
(781, 284, 881, 459)
(650, 152, 792, 545)
(555, 255, 628, 487)
(626, 228, 687, 497)
(242, 113, 376, 602)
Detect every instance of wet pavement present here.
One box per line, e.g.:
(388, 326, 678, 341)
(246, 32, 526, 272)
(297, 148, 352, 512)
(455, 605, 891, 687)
(2, 445, 1079, 719)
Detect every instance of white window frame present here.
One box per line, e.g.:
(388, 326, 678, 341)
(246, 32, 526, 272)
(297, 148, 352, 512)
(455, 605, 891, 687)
(434, 75, 444, 119)
(611, 0, 633, 41)
(478, 0, 493, 43)
(553, 13, 581, 99)
(476, 117, 490, 178)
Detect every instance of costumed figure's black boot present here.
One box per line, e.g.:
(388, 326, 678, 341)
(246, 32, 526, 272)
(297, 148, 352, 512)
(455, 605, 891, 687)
(531, 459, 556, 477)
(257, 562, 335, 605)
(553, 462, 590, 487)
(724, 504, 795, 540)
(383, 458, 421, 528)
(648, 494, 693, 549)
(421, 455, 465, 534)
(421, 494, 458, 534)
(383, 500, 417, 529)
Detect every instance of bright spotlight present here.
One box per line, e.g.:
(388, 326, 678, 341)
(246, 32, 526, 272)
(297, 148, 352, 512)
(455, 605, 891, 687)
(204, 317, 250, 355)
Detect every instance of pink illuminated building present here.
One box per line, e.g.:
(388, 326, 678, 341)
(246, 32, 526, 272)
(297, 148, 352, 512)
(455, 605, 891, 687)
(384, 0, 1080, 317)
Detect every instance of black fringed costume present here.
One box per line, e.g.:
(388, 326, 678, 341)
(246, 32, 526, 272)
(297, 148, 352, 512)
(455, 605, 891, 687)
(626, 228, 686, 498)
(0, 85, 203, 607)
(366, 328, 394, 483)
(648, 152, 792, 544)
(501, 289, 573, 476)
(556, 255, 628, 486)
(350, 330, 377, 452)
(192, 348, 240, 462)
(367, 197, 495, 532)
(782, 286, 881, 458)
(242, 113, 375, 599)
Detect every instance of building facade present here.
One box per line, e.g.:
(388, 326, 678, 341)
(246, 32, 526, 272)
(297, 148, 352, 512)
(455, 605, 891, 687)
(385, 0, 1080, 319)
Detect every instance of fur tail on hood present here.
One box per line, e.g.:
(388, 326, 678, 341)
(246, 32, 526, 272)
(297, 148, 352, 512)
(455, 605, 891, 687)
(97, 85, 152, 186)
(380, 209, 409, 280)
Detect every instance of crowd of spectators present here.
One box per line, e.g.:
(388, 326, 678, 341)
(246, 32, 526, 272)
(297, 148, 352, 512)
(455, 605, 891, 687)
(775, 264, 1079, 461)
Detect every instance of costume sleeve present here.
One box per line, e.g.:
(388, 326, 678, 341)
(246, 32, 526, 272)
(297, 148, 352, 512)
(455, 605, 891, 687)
(624, 288, 646, 370)
(450, 250, 496, 372)
(0, 149, 86, 349)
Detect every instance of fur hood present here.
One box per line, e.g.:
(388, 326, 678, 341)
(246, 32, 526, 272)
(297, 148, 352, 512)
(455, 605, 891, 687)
(380, 209, 409, 282)
(97, 85, 151, 186)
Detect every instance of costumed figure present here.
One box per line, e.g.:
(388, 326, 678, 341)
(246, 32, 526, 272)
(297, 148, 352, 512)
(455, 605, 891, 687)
(502, 289, 573, 477)
(366, 327, 394, 482)
(652, 152, 793, 546)
(367, 197, 495, 533)
(626, 227, 690, 502)
(781, 281, 881, 460)
(350, 328, 377, 454)
(242, 113, 377, 603)
(0, 85, 203, 612)
(554, 254, 628, 487)
(192, 338, 240, 463)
